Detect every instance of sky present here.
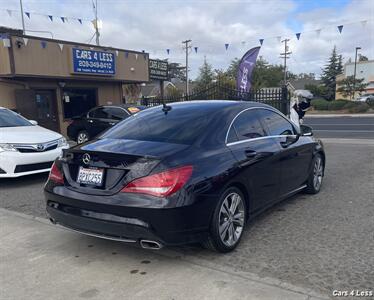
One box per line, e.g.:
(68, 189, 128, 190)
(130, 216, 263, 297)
(0, 0, 373, 79)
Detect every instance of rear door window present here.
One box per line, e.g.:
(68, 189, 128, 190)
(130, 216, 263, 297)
(106, 107, 128, 120)
(257, 109, 295, 136)
(227, 109, 266, 143)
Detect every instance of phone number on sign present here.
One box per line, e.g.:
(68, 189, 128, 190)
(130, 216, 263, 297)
(78, 61, 113, 69)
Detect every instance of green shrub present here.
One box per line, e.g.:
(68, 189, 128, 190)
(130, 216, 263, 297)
(343, 101, 357, 109)
(328, 100, 350, 110)
(311, 98, 329, 110)
(348, 103, 369, 113)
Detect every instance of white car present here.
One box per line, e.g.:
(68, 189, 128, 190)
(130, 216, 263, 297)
(0, 107, 69, 178)
(356, 94, 374, 102)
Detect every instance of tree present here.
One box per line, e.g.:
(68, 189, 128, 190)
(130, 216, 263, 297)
(168, 62, 186, 82)
(304, 84, 327, 98)
(359, 55, 369, 61)
(320, 46, 344, 100)
(195, 57, 215, 91)
(337, 75, 368, 99)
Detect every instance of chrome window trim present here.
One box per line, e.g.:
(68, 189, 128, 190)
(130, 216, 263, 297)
(225, 106, 297, 146)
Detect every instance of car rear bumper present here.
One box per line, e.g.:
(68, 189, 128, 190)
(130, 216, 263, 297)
(44, 190, 214, 246)
(0, 146, 68, 178)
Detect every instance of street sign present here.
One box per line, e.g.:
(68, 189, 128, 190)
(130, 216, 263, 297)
(149, 59, 168, 81)
(72, 48, 115, 75)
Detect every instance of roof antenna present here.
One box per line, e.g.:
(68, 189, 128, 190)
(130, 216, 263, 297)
(162, 102, 172, 114)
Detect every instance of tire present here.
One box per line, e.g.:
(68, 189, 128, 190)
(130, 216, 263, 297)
(203, 187, 247, 253)
(305, 153, 324, 194)
(76, 130, 90, 144)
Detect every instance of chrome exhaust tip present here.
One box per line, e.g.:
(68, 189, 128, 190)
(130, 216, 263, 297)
(140, 240, 163, 250)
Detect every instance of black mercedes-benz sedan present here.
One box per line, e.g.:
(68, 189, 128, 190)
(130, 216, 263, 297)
(45, 101, 325, 253)
(67, 104, 146, 144)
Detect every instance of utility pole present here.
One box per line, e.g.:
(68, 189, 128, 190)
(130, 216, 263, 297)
(94, 0, 100, 45)
(19, 0, 25, 35)
(182, 39, 191, 97)
(353, 46, 361, 99)
(280, 39, 292, 86)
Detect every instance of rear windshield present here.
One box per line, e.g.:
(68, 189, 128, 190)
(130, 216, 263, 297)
(101, 105, 211, 144)
(0, 109, 32, 127)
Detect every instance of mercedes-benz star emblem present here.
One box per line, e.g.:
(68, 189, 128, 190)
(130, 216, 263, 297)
(82, 153, 91, 164)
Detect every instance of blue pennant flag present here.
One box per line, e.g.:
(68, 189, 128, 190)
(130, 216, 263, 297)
(225, 43, 229, 50)
(259, 39, 264, 45)
(296, 33, 301, 40)
(48, 15, 53, 22)
(25, 12, 30, 19)
(338, 25, 343, 33)
(78, 19, 82, 24)
(125, 52, 129, 58)
(166, 49, 170, 55)
(41, 41, 47, 49)
(194, 47, 198, 53)
(61, 17, 65, 23)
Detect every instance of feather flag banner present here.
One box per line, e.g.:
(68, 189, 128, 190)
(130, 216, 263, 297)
(237, 46, 261, 92)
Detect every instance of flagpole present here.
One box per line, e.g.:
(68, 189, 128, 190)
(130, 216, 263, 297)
(19, 0, 26, 35)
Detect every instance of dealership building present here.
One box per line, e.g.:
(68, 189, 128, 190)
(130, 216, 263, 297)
(0, 27, 149, 135)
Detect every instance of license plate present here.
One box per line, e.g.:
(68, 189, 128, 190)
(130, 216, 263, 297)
(77, 167, 104, 186)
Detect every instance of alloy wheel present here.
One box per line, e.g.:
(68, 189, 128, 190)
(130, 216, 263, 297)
(313, 157, 323, 190)
(218, 192, 245, 247)
(77, 132, 88, 144)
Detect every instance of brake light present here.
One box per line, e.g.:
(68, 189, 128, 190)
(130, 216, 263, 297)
(48, 162, 64, 184)
(121, 165, 193, 197)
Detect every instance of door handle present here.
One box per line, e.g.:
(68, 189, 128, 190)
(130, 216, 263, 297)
(245, 149, 257, 158)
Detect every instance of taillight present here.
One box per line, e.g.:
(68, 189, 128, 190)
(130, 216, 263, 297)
(48, 162, 64, 184)
(121, 165, 193, 197)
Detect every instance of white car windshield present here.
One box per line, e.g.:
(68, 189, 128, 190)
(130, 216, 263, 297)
(0, 109, 32, 127)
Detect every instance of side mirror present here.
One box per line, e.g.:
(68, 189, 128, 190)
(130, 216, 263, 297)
(29, 120, 38, 125)
(280, 135, 299, 148)
(300, 125, 313, 136)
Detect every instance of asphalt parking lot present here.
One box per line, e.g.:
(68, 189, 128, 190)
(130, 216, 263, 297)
(1, 138, 373, 298)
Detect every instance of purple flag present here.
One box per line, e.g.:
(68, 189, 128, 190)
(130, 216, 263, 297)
(236, 46, 260, 92)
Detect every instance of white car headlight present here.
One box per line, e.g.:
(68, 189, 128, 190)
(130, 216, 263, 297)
(57, 137, 68, 148)
(0, 143, 18, 152)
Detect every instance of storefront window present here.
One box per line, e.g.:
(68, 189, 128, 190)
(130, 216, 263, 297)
(62, 88, 97, 119)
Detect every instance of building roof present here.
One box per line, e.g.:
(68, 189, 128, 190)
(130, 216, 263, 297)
(288, 78, 321, 90)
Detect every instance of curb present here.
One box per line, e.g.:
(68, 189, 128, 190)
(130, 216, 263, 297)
(0, 207, 329, 300)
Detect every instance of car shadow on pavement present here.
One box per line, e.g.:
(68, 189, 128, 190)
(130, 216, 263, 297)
(0, 173, 49, 189)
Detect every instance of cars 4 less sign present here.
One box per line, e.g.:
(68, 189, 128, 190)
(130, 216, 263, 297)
(72, 48, 115, 75)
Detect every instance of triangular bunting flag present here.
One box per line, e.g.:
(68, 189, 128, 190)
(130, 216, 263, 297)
(61, 17, 65, 23)
(23, 38, 28, 46)
(316, 29, 321, 37)
(259, 39, 264, 45)
(58, 43, 63, 51)
(115, 50, 119, 56)
(125, 52, 129, 58)
(277, 36, 281, 42)
(6, 9, 12, 17)
(78, 19, 82, 24)
(48, 15, 53, 22)
(41, 41, 47, 49)
(194, 47, 198, 53)
(135, 53, 138, 60)
(166, 49, 170, 55)
(25, 12, 30, 19)
(361, 20, 367, 27)
(337, 25, 343, 33)
(241, 41, 246, 46)
(225, 43, 229, 50)
(296, 33, 301, 40)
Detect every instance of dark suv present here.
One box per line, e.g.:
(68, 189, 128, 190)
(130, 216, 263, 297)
(67, 105, 145, 143)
